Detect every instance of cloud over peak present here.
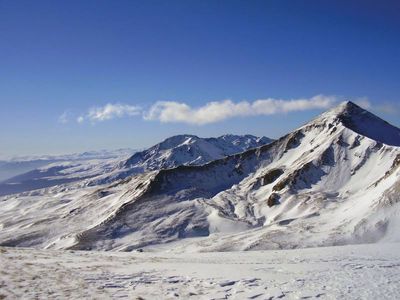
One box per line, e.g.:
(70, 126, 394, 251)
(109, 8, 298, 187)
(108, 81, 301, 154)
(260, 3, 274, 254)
(79, 103, 141, 123)
(144, 95, 336, 125)
(71, 95, 370, 125)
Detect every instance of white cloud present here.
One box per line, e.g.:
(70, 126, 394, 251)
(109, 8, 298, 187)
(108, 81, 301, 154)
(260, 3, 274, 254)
(376, 104, 399, 115)
(144, 95, 337, 125)
(74, 95, 379, 126)
(58, 111, 69, 124)
(79, 103, 142, 123)
(353, 99, 399, 115)
(354, 98, 372, 109)
(77, 116, 85, 123)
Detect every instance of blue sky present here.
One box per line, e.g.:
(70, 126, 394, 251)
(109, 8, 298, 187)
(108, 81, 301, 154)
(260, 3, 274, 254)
(1, 1, 400, 157)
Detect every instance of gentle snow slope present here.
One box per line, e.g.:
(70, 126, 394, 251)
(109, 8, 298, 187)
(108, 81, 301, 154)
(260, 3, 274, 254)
(1, 243, 400, 299)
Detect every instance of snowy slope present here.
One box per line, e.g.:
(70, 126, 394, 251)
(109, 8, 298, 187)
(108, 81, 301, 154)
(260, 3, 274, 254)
(124, 134, 272, 171)
(2, 242, 400, 299)
(0, 102, 399, 252)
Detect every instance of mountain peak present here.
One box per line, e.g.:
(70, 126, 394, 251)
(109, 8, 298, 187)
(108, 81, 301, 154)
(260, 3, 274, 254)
(124, 133, 272, 169)
(338, 100, 370, 116)
(325, 100, 364, 117)
(339, 100, 360, 109)
(319, 101, 400, 147)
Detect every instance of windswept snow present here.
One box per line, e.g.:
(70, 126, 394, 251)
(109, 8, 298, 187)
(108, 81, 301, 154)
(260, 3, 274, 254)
(1, 243, 400, 299)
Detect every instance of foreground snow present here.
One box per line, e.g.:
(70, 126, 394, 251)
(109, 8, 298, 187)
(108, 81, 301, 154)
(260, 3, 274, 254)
(1, 243, 400, 299)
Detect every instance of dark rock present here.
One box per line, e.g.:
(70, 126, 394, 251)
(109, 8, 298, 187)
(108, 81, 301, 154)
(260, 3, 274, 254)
(260, 168, 284, 186)
(267, 193, 280, 207)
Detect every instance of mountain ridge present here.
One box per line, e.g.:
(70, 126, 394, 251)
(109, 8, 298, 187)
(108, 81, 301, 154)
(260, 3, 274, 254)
(124, 134, 272, 170)
(0, 134, 272, 196)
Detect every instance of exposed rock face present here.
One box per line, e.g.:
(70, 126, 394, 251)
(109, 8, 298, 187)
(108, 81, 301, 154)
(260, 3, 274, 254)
(267, 193, 280, 207)
(260, 169, 284, 186)
(284, 131, 305, 152)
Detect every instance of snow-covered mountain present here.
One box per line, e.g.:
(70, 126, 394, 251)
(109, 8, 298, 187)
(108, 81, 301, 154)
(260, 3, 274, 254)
(1, 148, 136, 162)
(0, 148, 136, 183)
(124, 134, 272, 171)
(0, 135, 271, 196)
(1, 101, 399, 252)
(0, 149, 137, 196)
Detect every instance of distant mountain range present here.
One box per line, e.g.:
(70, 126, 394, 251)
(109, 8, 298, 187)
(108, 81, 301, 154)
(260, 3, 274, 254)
(0, 148, 136, 182)
(1, 102, 399, 253)
(0, 134, 272, 196)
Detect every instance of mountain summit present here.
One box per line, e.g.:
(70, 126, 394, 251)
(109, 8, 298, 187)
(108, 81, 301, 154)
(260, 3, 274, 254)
(313, 101, 400, 146)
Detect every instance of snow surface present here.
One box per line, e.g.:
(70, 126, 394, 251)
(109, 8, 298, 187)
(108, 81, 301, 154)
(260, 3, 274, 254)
(1, 242, 400, 299)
